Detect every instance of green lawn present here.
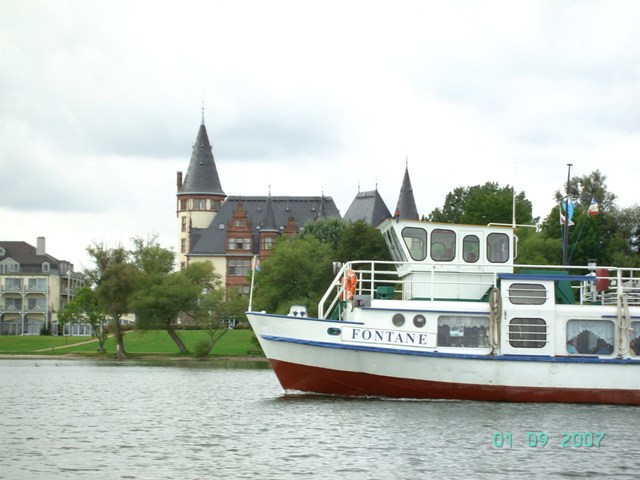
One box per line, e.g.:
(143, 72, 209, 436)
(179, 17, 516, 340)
(0, 329, 262, 357)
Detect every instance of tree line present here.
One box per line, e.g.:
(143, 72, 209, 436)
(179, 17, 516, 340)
(61, 169, 639, 355)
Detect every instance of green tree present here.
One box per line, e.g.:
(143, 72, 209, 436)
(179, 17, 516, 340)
(428, 182, 534, 226)
(95, 262, 141, 359)
(58, 287, 109, 352)
(253, 236, 335, 316)
(85, 242, 136, 359)
(335, 220, 391, 263)
(131, 261, 221, 354)
(301, 216, 348, 250)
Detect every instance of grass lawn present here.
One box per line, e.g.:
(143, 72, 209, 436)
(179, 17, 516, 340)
(0, 329, 262, 357)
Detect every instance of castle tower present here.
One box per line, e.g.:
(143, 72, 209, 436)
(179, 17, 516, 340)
(176, 115, 227, 269)
(394, 164, 419, 220)
(259, 193, 280, 256)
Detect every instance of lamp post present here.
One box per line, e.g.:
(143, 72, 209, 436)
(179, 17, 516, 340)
(562, 163, 573, 266)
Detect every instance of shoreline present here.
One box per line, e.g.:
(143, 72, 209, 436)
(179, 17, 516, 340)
(0, 353, 269, 363)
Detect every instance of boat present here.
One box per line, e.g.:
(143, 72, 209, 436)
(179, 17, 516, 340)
(246, 218, 640, 404)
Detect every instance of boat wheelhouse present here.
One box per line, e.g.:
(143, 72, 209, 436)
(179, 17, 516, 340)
(247, 219, 640, 404)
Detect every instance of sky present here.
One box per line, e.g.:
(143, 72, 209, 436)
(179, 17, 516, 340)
(1, 0, 639, 270)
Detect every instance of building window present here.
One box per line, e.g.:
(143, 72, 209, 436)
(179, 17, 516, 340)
(508, 283, 547, 305)
(228, 259, 251, 277)
(567, 319, 614, 355)
(211, 200, 221, 211)
(402, 227, 427, 261)
(463, 235, 479, 263)
(487, 233, 509, 263)
(229, 238, 251, 250)
(42, 263, 50, 273)
(9, 263, 19, 273)
(4, 297, 22, 310)
(6, 278, 23, 290)
(235, 219, 244, 228)
(508, 318, 547, 348)
(180, 199, 188, 210)
(181, 216, 187, 232)
(181, 238, 186, 254)
(27, 298, 46, 311)
(431, 229, 456, 262)
(437, 315, 489, 347)
(193, 199, 206, 210)
(28, 278, 47, 291)
(262, 237, 276, 251)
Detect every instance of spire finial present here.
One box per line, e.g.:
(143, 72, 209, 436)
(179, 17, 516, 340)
(201, 90, 205, 125)
(406, 152, 408, 168)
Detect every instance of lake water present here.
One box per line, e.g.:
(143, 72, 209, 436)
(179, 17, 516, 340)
(1, 359, 639, 479)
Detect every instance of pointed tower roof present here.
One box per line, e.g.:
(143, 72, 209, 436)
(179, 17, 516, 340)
(260, 192, 278, 232)
(344, 189, 391, 226)
(394, 165, 419, 220)
(180, 119, 225, 196)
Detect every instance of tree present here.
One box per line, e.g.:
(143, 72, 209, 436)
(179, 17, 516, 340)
(95, 262, 140, 359)
(85, 242, 136, 359)
(253, 236, 335, 316)
(428, 182, 534, 226)
(58, 287, 109, 353)
(335, 220, 392, 263)
(300, 216, 348, 250)
(131, 262, 221, 354)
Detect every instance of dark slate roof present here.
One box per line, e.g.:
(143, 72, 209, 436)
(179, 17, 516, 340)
(343, 190, 391, 227)
(394, 166, 419, 220)
(189, 196, 341, 256)
(179, 123, 225, 196)
(0, 241, 61, 266)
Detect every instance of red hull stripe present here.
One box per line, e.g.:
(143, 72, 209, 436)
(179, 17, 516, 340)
(269, 359, 640, 405)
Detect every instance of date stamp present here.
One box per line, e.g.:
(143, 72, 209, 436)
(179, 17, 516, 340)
(493, 431, 605, 448)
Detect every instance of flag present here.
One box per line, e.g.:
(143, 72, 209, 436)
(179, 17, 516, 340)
(560, 200, 575, 226)
(253, 256, 261, 271)
(588, 198, 599, 216)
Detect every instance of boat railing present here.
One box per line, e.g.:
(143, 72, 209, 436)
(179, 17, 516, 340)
(318, 261, 640, 319)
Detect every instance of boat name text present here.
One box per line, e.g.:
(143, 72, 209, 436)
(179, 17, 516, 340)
(342, 326, 429, 348)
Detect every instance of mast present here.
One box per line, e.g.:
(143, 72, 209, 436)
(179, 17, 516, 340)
(562, 163, 572, 266)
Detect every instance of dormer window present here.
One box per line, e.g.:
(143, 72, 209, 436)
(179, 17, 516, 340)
(42, 262, 50, 273)
(0, 247, 5, 256)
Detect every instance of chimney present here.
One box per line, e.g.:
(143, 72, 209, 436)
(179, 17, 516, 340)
(177, 171, 183, 192)
(36, 236, 46, 256)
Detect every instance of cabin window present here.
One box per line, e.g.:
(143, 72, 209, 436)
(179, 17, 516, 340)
(508, 318, 547, 348)
(631, 322, 640, 356)
(384, 229, 407, 262)
(566, 320, 615, 355)
(487, 233, 509, 263)
(508, 283, 547, 305)
(431, 229, 456, 262)
(437, 315, 489, 347)
(402, 227, 427, 261)
(463, 235, 479, 263)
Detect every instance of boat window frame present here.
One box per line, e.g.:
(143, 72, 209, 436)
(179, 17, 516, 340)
(431, 229, 456, 262)
(631, 322, 640, 356)
(508, 317, 547, 348)
(566, 319, 615, 355)
(508, 283, 547, 305)
(437, 315, 489, 348)
(384, 228, 407, 262)
(487, 232, 509, 263)
(462, 235, 480, 263)
(401, 227, 427, 261)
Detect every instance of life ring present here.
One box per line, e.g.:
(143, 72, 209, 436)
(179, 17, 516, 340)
(340, 269, 358, 301)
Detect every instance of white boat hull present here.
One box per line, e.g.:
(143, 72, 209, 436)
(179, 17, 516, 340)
(248, 312, 640, 404)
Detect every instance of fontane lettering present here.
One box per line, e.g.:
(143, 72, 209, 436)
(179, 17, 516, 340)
(342, 327, 430, 348)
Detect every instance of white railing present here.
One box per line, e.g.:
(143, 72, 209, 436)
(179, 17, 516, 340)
(318, 261, 640, 319)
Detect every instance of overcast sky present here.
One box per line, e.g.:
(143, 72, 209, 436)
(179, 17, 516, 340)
(1, 0, 639, 270)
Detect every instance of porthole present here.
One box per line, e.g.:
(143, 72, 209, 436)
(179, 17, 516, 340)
(327, 327, 341, 336)
(413, 314, 426, 328)
(392, 313, 405, 327)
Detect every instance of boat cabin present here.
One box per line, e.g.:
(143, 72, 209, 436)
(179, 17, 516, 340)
(379, 219, 514, 301)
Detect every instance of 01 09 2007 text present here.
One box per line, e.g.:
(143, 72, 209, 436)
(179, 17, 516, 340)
(492, 431, 605, 448)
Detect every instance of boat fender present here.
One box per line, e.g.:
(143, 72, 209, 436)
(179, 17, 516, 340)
(340, 269, 358, 301)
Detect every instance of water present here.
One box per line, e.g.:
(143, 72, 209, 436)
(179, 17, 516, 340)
(1, 359, 639, 479)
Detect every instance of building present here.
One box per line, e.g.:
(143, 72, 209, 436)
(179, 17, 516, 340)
(0, 237, 84, 335)
(343, 188, 392, 227)
(176, 118, 340, 294)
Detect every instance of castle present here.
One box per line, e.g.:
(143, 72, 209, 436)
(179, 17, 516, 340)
(176, 117, 419, 295)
